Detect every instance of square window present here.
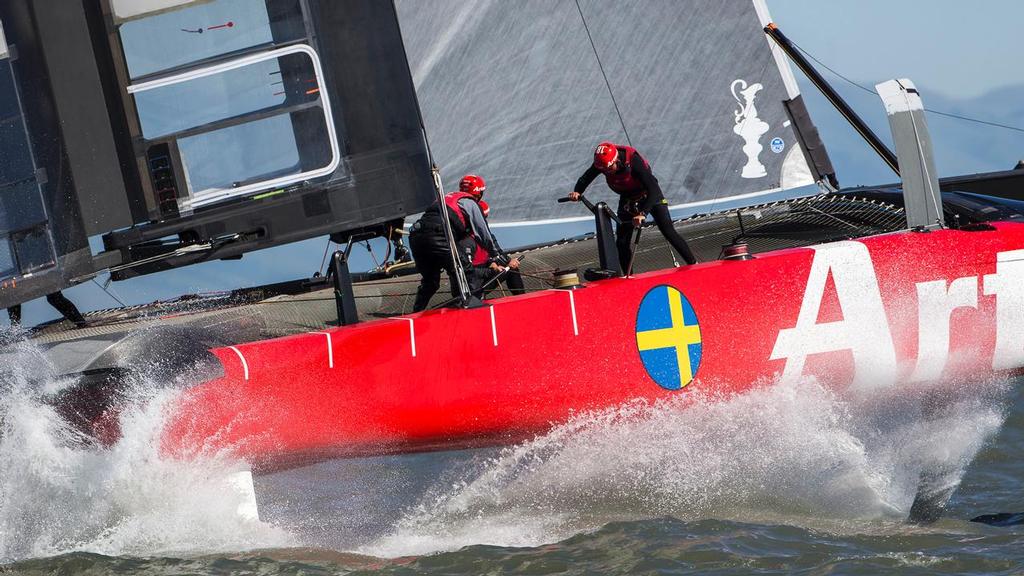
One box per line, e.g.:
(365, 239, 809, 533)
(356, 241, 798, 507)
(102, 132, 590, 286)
(13, 227, 54, 274)
(0, 181, 47, 234)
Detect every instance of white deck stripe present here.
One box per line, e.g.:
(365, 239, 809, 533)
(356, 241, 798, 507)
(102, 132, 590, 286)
(227, 346, 249, 380)
(568, 290, 579, 336)
(752, 0, 801, 100)
(393, 318, 416, 357)
(312, 331, 334, 368)
(490, 306, 498, 346)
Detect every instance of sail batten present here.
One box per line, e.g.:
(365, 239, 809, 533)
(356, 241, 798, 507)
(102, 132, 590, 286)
(396, 0, 830, 224)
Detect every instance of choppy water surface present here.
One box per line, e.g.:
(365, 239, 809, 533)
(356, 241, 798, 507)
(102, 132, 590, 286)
(2, 329, 1023, 575)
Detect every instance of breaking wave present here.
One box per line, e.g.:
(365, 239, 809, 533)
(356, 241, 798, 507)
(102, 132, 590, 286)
(0, 329, 293, 562)
(362, 375, 1011, 557)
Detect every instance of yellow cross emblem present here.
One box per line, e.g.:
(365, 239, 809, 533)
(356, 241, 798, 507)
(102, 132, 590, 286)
(635, 285, 702, 389)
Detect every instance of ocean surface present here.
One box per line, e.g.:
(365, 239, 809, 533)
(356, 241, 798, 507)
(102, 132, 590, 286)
(2, 331, 1024, 575)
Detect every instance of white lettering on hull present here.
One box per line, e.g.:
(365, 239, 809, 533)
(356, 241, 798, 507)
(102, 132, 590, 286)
(908, 277, 977, 382)
(770, 241, 897, 392)
(983, 249, 1024, 370)
(773, 243, 1024, 387)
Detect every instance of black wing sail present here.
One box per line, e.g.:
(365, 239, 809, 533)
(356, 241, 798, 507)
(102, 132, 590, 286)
(0, 0, 434, 308)
(0, 3, 99, 309)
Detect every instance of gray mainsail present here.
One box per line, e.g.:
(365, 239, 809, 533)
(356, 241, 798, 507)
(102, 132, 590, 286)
(397, 0, 832, 224)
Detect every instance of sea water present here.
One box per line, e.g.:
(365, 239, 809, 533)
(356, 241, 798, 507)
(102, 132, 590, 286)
(1, 328, 1023, 575)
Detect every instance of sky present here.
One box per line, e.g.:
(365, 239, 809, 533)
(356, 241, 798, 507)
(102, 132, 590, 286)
(767, 0, 1024, 183)
(770, 0, 1023, 100)
(10, 0, 1024, 326)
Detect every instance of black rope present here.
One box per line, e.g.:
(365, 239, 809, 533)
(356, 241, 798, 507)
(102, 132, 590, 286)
(515, 270, 557, 284)
(575, 0, 633, 147)
(429, 268, 512, 310)
(790, 41, 1024, 135)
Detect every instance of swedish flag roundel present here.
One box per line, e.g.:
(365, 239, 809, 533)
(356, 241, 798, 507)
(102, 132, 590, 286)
(635, 285, 702, 390)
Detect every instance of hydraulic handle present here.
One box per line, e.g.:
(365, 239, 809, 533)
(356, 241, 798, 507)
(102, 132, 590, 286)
(557, 195, 621, 225)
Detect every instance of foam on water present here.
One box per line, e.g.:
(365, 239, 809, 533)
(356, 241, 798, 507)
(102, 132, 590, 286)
(362, 376, 1010, 557)
(0, 330, 294, 562)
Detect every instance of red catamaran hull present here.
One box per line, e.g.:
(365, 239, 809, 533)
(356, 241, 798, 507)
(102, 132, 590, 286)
(163, 224, 1024, 469)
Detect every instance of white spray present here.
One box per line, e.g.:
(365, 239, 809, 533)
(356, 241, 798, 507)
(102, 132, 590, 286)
(362, 375, 1009, 557)
(0, 330, 294, 562)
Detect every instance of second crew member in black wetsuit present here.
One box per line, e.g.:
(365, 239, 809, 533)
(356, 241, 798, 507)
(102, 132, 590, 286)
(409, 174, 521, 311)
(476, 200, 525, 298)
(7, 291, 88, 328)
(568, 141, 697, 273)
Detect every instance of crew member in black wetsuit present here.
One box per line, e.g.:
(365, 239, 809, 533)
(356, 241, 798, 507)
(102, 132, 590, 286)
(409, 174, 520, 311)
(476, 200, 525, 298)
(386, 217, 410, 264)
(6, 291, 87, 328)
(568, 141, 697, 273)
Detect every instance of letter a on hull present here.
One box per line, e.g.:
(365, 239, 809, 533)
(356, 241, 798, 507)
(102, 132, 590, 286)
(770, 241, 898, 391)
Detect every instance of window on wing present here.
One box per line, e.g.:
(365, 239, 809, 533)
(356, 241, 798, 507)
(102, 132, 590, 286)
(116, 0, 340, 214)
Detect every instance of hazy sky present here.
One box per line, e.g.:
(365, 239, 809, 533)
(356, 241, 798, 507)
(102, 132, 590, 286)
(768, 0, 1024, 185)
(769, 0, 1023, 100)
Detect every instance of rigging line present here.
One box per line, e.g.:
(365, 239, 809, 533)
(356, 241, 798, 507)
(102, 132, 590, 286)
(91, 278, 126, 307)
(318, 238, 332, 276)
(901, 80, 944, 224)
(799, 202, 862, 231)
(574, 0, 632, 147)
(790, 41, 1024, 135)
(515, 271, 558, 284)
(364, 240, 382, 269)
(923, 109, 1024, 135)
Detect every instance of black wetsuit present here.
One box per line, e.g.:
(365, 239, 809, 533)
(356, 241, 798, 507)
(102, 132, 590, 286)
(409, 203, 470, 312)
(471, 237, 525, 299)
(574, 151, 697, 272)
(6, 291, 86, 327)
(409, 197, 521, 310)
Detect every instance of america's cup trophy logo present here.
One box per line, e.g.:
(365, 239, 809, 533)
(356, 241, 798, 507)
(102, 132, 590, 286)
(731, 79, 770, 179)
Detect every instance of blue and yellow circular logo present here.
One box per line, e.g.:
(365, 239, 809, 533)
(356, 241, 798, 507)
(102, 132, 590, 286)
(635, 285, 702, 390)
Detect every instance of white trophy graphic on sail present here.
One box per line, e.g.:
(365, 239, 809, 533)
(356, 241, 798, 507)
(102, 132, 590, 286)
(731, 79, 770, 178)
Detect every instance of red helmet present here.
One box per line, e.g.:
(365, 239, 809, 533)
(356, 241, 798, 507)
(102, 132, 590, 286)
(478, 199, 490, 218)
(593, 141, 619, 171)
(459, 174, 486, 198)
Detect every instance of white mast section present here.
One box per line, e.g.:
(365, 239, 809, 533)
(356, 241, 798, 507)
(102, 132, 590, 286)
(754, 0, 820, 191)
(752, 0, 801, 100)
